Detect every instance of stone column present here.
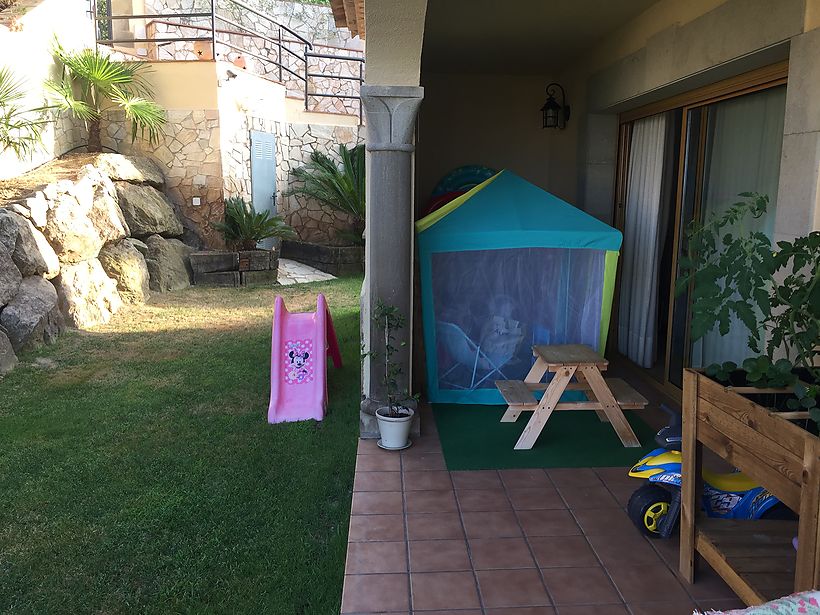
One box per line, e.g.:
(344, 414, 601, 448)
(359, 84, 424, 438)
(775, 27, 820, 239)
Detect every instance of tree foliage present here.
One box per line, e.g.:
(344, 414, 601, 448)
(0, 66, 50, 159)
(46, 43, 166, 151)
(288, 144, 365, 244)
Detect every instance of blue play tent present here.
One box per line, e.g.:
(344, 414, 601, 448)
(416, 170, 622, 404)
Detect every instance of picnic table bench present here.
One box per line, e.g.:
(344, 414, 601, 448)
(495, 344, 648, 450)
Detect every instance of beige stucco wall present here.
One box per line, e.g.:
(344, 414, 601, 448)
(145, 61, 220, 110)
(365, 0, 426, 86)
(416, 72, 574, 207)
(0, 0, 93, 179)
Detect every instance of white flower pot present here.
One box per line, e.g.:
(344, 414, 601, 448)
(376, 406, 414, 450)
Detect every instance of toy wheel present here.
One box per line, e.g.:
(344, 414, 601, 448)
(628, 484, 673, 538)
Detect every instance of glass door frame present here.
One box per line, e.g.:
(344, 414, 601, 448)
(609, 61, 789, 399)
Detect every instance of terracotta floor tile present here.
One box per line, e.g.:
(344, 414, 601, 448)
(499, 468, 553, 489)
(411, 571, 481, 611)
(462, 510, 523, 539)
(476, 568, 551, 608)
(529, 536, 599, 568)
(594, 467, 634, 485)
(628, 601, 700, 615)
(547, 467, 603, 487)
(404, 489, 458, 513)
(356, 453, 401, 472)
(607, 564, 690, 603)
(683, 561, 740, 601)
(409, 539, 471, 572)
(559, 605, 628, 614)
(354, 471, 403, 492)
(586, 532, 663, 567)
(507, 487, 566, 510)
(456, 489, 512, 512)
(541, 567, 621, 605)
(606, 482, 637, 508)
(406, 512, 465, 540)
(357, 438, 388, 455)
(417, 611, 482, 615)
(516, 509, 582, 537)
(555, 485, 619, 509)
(403, 470, 453, 491)
(401, 452, 447, 471)
(469, 537, 536, 569)
(485, 608, 555, 615)
(697, 598, 747, 612)
(451, 470, 503, 490)
(351, 491, 403, 515)
(341, 573, 409, 613)
(348, 514, 405, 542)
(345, 540, 407, 574)
(572, 507, 637, 536)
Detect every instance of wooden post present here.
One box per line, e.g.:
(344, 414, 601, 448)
(795, 437, 820, 591)
(680, 369, 701, 584)
(514, 366, 575, 450)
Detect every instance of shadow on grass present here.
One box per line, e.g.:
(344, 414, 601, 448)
(0, 278, 362, 614)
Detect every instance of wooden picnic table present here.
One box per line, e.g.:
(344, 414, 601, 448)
(495, 344, 646, 450)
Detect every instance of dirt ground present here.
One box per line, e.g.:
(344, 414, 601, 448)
(0, 153, 100, 203)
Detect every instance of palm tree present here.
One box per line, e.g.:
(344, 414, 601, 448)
(215, 196, 297, 251)
(46, 43, 166, 152)
(0, 66, 50, 159)
(288, 144, 365, 243)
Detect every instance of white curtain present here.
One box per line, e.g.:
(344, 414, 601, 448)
(691, 86, 786, 367)
(618, 113, 668, 367)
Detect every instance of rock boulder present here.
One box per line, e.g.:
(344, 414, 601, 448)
(0, 245, 22, 306)
(145, 234, 193, 292)
(98, 239, 150, 304)
(0, 276, 63, 352)
(0, 328, 17, 376)
(115, 183, 183, 238)
(54, 258, 123, 329)
(0, 209, 60, 279)
(92, 153, 165, 188)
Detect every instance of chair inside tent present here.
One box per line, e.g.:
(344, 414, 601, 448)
(415, 170, 623, 404)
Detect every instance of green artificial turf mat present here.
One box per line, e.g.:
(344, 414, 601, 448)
(433, 403, 656, 470)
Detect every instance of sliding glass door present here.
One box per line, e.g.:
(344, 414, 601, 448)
(615, 75, 787, 390)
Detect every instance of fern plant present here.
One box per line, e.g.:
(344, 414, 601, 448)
(46, 42, 166, 152)
(215, 196, 296, 251)
(288, 144, 365, 243)
(0, 66, 51, 159)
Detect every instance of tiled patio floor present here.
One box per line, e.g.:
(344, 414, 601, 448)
(341, 404, 747, 615)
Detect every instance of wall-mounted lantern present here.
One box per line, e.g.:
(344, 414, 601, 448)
(541, 83, 570, 129)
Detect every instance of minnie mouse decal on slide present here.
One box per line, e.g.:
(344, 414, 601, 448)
(285, 339, 315, 384)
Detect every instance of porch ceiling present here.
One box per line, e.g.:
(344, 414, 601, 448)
(422, 0, 659, 74)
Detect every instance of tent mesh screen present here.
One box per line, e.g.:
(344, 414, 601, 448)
(431, 247, 605, 392)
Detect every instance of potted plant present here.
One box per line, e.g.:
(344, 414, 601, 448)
(677, 191, 819, 422)
(676, 192, 820, 600)
(370, 300, 414, 450)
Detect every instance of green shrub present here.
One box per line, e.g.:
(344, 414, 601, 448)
(215, 196, 296, 251)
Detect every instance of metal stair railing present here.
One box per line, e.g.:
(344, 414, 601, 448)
(89, 0, 363, 123)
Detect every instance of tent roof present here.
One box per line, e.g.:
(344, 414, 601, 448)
(416, 170, 622, 252)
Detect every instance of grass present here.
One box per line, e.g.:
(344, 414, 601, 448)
(0, 277, 363, 614)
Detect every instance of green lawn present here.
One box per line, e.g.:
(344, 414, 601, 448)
(0, 277, 363, 614)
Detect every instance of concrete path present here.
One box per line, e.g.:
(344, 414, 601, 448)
(277, 258, 336, 285)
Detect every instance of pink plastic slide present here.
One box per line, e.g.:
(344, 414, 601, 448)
(268, 293, 343, 424)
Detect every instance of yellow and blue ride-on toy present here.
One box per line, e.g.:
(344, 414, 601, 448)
(627, 405, 793, 538)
